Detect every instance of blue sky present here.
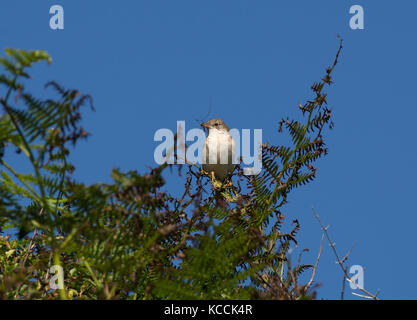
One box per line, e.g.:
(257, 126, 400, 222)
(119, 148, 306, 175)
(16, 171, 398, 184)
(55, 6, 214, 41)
(1, 1, 417, 299)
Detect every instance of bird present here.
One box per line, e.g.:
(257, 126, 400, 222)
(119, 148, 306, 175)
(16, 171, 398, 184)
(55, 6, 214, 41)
(201, 118, 237, 182)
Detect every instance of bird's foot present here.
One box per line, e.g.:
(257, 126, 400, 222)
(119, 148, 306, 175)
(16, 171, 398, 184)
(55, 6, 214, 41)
(209, 172, 224, 190)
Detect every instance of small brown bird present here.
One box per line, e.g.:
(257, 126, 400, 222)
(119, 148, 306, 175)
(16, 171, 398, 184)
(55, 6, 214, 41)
(201, 118, 237, 181)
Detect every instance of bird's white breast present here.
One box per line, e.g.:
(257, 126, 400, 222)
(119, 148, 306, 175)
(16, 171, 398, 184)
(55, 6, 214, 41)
(202, 129, 236, 180)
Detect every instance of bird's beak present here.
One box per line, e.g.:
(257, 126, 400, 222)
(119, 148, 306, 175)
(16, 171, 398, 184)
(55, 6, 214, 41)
(201, 123, 209, 129)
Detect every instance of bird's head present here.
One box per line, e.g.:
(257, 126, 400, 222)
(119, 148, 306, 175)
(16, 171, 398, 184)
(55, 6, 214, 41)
(201, 118, 230, 132)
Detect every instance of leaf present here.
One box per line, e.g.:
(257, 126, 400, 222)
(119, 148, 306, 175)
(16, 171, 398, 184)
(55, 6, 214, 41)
(6, 249, 15, 258)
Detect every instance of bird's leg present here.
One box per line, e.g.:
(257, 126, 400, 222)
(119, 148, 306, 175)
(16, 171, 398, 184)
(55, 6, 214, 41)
(211, 171, 216, 183)
(210, 171, 223, 190)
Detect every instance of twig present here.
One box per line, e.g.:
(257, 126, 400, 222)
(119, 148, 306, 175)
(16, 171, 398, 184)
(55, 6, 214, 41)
(341, 274, 346, 300)
(22, 208, 44, 267)
(313, 207, 380, 300)
(341, 242, 356, 264)
(351, 292, 375, 299)
(340, 242, 355, 300)
(305, 234, 324, 290)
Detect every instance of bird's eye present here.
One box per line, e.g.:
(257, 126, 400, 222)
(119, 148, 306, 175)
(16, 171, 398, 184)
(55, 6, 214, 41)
(214, 123, 219, 126)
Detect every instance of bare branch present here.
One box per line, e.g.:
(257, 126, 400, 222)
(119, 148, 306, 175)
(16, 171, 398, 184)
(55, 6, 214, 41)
(305, 234, 324, 290)
(313, 207, 380, 300)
